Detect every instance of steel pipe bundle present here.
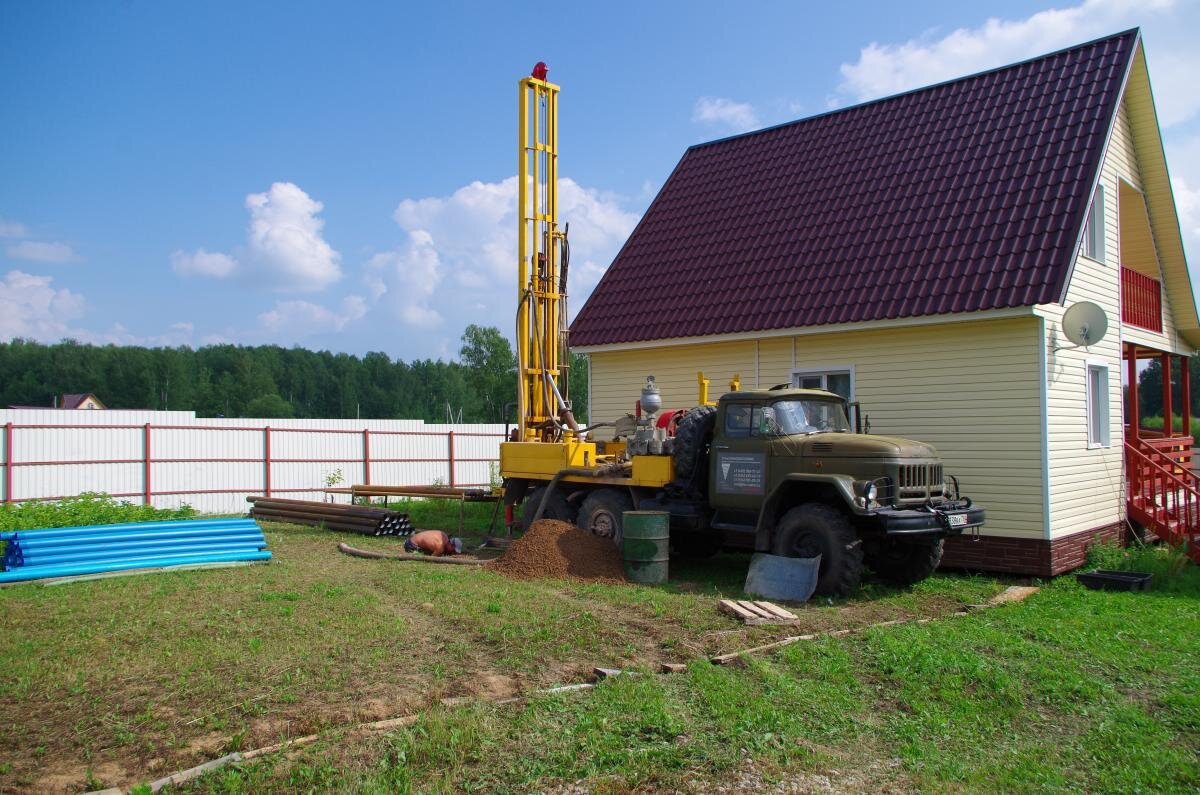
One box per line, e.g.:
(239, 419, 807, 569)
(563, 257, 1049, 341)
(247, 497, 414, 536)
(0, 517, 271, 584)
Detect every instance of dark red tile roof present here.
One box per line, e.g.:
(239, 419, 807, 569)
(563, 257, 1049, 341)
(571, 30, 1139, 347)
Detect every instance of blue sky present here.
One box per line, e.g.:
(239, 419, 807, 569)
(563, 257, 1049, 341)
(2, 0, 1198, 359)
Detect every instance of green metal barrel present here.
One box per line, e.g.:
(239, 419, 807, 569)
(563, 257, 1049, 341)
(621, 510, 669, 584)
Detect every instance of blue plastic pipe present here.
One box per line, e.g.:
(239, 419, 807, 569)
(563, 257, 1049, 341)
(12, 541, 266, 567)
(11, 548, 266, 571)
(10, 518, 258, 540)
(9, 546, 262, 569)
(0, 550, 273, 583)
(12, 529, 265, 550)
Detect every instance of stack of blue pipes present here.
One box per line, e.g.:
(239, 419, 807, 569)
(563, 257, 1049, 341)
(0, 517, 271, 584)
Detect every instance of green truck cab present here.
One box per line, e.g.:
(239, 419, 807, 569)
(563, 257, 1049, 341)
(658, 388, 985, 595)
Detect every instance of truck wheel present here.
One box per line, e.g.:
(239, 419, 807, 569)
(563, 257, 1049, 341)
(522, 486, 576, 530)
(772, 503, 863, 597)
(672, 405, 717, 483)
(578, 488, 634, 546)
(866, 539, 944, 586)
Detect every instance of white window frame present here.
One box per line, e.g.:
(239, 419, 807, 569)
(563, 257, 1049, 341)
(790, 365, 855, 401)
(1086, 360, 1111, 449)
(1082, 184, 1106, 263)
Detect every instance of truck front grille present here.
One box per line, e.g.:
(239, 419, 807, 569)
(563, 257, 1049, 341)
(897, 463, 944, 503)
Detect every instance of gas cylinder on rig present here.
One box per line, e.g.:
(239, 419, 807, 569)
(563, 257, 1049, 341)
(630, 376, 663, 456)
(640, 376, 662, 415)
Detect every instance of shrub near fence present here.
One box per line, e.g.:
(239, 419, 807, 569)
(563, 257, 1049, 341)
(0, 409, 506, 514)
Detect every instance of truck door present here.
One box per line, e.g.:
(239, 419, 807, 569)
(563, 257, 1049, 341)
(709, 401, 769, 521)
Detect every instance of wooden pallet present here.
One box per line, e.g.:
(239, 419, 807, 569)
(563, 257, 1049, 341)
(718, 599, 798, 625)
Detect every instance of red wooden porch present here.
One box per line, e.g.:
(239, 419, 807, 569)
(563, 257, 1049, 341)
(1123, 341, 1200, 562)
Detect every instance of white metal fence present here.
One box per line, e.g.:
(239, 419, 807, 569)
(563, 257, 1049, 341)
(0, 409, 506, 513)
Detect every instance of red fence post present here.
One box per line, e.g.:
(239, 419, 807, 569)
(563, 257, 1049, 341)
(363, 429, 371, 485)
(448, 430, 456, 488)
(143, 423, 152, 506)
(3, 422, 12, 504)
(264, 426, 272, 497)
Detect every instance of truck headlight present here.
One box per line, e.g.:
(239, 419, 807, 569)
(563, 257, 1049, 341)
(854, 480, 879, 507)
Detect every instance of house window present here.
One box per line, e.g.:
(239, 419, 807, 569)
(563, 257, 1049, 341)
(791, 367, 854, 400)
(1082, 185, 1106, 262)
(1087, 362, 1110, 448)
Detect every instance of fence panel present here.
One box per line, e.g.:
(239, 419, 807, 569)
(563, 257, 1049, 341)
(0, 409, 506, 513)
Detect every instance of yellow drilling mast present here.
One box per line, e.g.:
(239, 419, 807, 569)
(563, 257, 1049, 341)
(515, 61, 571, 442)
(501, 62, 604, 492)
(500, 62, 676, 536)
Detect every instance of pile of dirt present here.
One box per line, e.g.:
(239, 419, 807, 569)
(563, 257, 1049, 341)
(488, 519, 626, 583)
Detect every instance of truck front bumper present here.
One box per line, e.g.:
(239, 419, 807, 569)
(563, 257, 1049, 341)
(871, 503, 986, 536)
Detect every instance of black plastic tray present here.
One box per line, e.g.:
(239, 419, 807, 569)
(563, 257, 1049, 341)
(1076, 569, 1153, 592)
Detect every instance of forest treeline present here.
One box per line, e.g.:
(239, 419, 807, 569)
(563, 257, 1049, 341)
(0, 325, 589, 423)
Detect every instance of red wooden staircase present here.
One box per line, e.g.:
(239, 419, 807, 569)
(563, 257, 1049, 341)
(1125, 435, 1200, 562)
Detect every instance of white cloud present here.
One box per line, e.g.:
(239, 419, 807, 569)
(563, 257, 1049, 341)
(837, 0, 1198, 127)
(5, 240, 80, 264)
(1173, 175, 1200, 255)
(381, 176, 639, 333)
(364, 229, 444, 327)
(174, 182, 342, 291)
(692, 96, 759, 133)
(257, 295, 368, 340)
(170, 248, 238, 278)
(0, 270, 204, 347)
(0, 218, 27, 238)
(0, 270, 86, 341)
(244, 182, 343, 291)
(90, 321, 197, 348)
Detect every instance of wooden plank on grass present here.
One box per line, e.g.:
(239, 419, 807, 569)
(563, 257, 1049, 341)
(719, 598, 797, 625)
(718, 599, 758, 621)
(754, 601, 798, 621)
(735, 600, 779, 620)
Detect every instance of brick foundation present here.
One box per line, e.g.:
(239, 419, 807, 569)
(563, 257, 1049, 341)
(941, 522, 1126, 577)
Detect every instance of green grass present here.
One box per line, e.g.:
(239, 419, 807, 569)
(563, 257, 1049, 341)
(189, 573, 1200, 794)
(0, 492, 196, 531)
(2, 504, 1196, 793)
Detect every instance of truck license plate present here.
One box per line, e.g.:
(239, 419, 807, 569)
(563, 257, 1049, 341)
(947, 513, 968, 528)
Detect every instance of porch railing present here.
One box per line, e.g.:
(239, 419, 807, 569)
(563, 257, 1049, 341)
(1121, 266, 1163, 332)
(1125, 442, 1199, 557)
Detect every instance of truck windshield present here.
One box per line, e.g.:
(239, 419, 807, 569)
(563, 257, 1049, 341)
(767, 399, 851, 435)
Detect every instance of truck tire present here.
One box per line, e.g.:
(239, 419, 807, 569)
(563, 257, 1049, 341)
(521, 486, 576, 530)
(865, 539, 944, 587)
(772, 503, 863, 597)
(672, 405, 717, 483)
(578, 488, 634, 545)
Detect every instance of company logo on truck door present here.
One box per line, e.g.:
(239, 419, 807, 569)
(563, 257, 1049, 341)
(715, 452, 766, 495)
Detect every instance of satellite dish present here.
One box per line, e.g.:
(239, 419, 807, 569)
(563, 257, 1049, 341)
(1059, 301, 1108, 349)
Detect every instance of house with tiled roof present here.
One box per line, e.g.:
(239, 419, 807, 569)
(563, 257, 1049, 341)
(571, 29, 1199, 576)
(8, 393, 106, 410)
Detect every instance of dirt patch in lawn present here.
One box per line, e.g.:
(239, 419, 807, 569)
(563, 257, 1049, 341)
(488, 520, 626, 583)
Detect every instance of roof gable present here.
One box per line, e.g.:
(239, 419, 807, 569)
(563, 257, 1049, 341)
(1119, 43, 1200, 345)
(572, 30, 1139, 347)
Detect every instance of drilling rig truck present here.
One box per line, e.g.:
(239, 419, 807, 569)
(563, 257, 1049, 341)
(499, 63, 985, 595)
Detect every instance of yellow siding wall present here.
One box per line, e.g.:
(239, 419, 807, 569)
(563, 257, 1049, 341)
(1036, 98, 1193, 540)
(589, 339, 757, 419)
(589, 317, 1045, 538)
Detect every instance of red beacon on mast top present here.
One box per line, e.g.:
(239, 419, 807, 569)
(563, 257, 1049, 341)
(531, 61, 549, 80)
